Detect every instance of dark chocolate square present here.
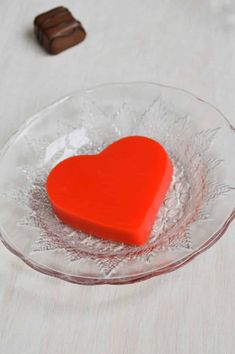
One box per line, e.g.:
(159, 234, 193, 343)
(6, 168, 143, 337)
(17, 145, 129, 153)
(34, 7, 86, 54)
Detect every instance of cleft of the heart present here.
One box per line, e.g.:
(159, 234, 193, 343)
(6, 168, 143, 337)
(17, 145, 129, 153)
(46, 136, 173, 245)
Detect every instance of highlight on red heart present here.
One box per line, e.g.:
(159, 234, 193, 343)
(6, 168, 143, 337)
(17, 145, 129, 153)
(46, 136, 173, 245)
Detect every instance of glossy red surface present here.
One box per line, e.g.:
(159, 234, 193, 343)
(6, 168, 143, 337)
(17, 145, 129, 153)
(46, 136, 173, 245)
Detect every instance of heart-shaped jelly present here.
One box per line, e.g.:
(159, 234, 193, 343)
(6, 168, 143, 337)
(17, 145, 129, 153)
(46, 136, 173, 245)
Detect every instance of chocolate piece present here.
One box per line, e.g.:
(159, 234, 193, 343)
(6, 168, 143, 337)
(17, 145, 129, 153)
(34, 7, 86, 54)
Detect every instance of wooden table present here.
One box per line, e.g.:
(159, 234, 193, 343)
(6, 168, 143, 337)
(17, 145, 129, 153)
(0, 1, 235, 353)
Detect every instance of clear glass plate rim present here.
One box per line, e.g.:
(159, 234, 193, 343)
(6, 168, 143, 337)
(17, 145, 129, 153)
(0, 81, 234, 285)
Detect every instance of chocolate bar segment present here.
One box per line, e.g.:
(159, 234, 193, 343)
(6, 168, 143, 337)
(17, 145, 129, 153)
(34, 7, 86, 54)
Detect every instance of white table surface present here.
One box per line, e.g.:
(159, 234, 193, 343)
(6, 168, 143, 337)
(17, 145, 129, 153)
(0, 1, 235, 353)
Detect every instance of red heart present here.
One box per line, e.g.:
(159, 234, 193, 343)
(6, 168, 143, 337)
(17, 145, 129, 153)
(46, 136, 173, 245)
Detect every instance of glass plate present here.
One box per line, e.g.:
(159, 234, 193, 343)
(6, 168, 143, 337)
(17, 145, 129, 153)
(0, 82, 234, 285)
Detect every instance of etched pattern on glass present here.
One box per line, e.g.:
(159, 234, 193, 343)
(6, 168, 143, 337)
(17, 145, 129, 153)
(1, 97, 232, 277)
